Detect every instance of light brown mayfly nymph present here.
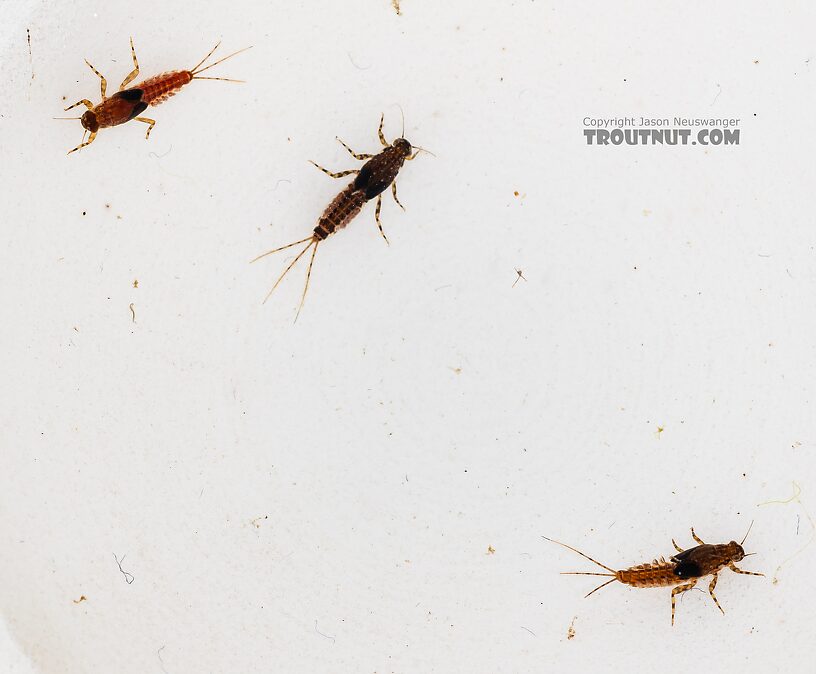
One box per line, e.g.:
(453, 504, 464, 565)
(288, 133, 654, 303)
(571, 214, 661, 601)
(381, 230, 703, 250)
(543, 523, 763, 625)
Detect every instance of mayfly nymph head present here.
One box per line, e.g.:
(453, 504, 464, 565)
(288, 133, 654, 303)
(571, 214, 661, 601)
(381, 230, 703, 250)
(80, 110, 99, 132)
(393, 137, 412, 157)
(726, 541, 746, 562)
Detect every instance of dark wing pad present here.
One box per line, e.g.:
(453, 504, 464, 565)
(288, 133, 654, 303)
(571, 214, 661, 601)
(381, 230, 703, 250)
(673, 559, 704, 578)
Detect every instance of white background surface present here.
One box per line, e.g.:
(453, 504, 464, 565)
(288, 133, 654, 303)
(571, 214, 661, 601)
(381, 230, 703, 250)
(2, 1, 815, 672)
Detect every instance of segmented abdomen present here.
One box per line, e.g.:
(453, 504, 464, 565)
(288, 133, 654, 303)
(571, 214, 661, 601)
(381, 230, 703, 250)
(137, 70, 193, 106)
(618, 559, 684, 588)
(313, 185, 367, 240)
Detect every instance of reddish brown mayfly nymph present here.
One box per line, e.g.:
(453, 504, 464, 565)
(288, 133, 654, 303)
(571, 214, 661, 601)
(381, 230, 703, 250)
(60, 38, 251, 154)
(543, 524, 763, 625)
(252, 114, 431, 320)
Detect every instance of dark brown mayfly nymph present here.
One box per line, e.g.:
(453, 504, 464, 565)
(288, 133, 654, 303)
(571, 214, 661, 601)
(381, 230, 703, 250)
(252, 114, 431, 320)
